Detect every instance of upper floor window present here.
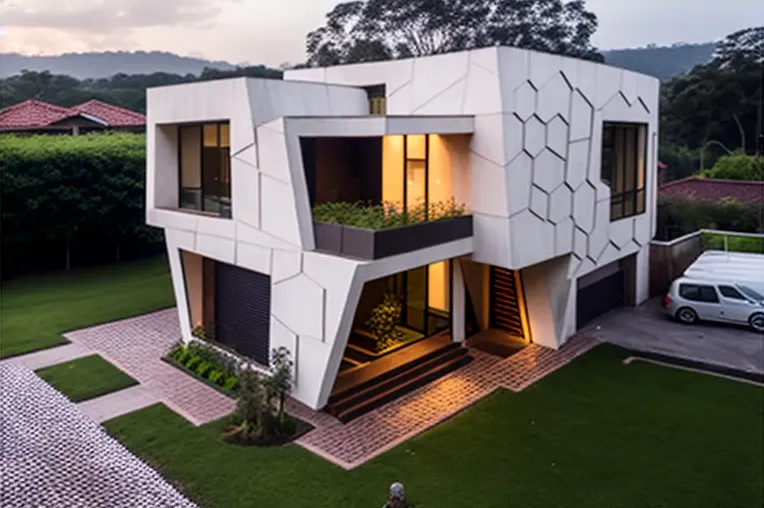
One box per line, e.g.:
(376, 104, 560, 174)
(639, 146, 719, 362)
(179, 122, 231, 218)
(601, 122, 647, 221)
(364, 85, 386, 116)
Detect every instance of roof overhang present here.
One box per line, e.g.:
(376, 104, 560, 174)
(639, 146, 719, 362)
(49, 113, 109, 127)
(284, 115, 474, 137)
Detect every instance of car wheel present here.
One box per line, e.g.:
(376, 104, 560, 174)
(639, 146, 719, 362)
(749, 313, 764, 333)
(676, 307, 698, 324)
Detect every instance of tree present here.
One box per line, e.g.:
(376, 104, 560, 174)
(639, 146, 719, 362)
(305, 0, 603, 67)
(701, 153, 764, 181)
(660, 27, 763, 174)
(713, 26, 764, 68)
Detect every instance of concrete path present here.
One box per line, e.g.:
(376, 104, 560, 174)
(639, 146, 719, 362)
(3, 342, 93, 370)
(0, 363, 196, 508)
(79, 385, 161, 423)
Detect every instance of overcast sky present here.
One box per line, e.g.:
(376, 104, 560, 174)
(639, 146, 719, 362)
(1, 0, 762, 66)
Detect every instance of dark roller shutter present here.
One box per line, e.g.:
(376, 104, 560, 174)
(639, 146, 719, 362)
(214, 261, 271, 365)
(576, 270, 624, 330)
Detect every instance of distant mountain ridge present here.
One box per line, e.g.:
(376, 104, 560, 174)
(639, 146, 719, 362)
(0, 51, 237, 80)
(0, 42, 717, 81)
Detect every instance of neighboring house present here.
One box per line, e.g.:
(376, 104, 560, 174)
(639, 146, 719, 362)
(0, 99, 146, 135)
(146, 47, 660, 414)
(659, 176, 764, 205)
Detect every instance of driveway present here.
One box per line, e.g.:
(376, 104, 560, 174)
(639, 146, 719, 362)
(582, 297, 764, 374)
(0, 363, 196, 508)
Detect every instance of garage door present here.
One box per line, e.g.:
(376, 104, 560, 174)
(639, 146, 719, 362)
(214, 262, 271, 365)
(576, 269, 624, 330)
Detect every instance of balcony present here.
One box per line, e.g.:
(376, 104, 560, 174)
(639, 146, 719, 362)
(312, 199, 473, 260)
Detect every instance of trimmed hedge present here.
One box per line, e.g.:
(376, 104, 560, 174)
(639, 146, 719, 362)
(0, 133, 162, 278)
(656, 196, 762, 240)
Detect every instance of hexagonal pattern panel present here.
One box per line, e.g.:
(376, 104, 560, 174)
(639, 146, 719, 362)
(548, 185, 573, 224)
(569, 90, 593, 142)
(532, 149, 565, 193)
(574, 227, 588, 259)
(536, 72, 572, 122)
(554, 217, 574, 257)
(572, 181, 596, 233)
(566, 139, 590, 190)
(529, 185, 548, 220)
(514, 81, 538, 121)
(546, 115, 568, 158)
(523, 115, 546, 157)
(507, 151, 534, 216)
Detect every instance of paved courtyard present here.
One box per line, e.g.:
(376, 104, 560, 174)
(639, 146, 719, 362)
(0, 363, 196, 508)
(58, 308, 599, 469)
(584, 298, 764, 375)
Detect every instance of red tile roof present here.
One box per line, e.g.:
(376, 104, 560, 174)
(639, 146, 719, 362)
(69, 99, 146, 127)
(659, 176, 764, 205)
(0, 98, 145, 129)
(0, 99, 73, 128)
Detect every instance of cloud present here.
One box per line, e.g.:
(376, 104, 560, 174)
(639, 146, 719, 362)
(0, 0, 240, 33)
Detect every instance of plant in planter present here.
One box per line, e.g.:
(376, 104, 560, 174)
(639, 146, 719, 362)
(222, 347, 301, 446)
(191, 325, 207, 340)
(366, 293, 404, 352)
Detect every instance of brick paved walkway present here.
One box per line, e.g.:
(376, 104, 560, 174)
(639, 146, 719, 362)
(64, 310, 235, 426)
(63, 309, 598, 470)
(290, 337, 599, 469)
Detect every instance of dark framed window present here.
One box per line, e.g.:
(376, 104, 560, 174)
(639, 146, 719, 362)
(679, 284, 719, 303)
(718, 285, 745, 300)
(601, 122, 647, 221)
(364, 84, 386, 115)
(178, 122, 231, 217)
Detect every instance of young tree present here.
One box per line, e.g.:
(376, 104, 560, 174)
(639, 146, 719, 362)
(305, 0, 603, 67)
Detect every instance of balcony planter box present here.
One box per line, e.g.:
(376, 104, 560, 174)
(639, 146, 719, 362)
(317, 215, 472, 260)
(313, 222, 343, 252)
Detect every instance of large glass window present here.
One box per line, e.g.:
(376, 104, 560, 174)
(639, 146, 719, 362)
(601, 123, 647, 221)
(179, 122, 231, 217)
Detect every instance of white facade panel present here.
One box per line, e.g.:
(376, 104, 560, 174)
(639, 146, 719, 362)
(149, 47, 660, 409)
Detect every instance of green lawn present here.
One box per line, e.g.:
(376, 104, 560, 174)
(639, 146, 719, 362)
(104, 345, 763, 508)
(36, 354, 139, 402)
(1, 256, 175, 358)
(701, 232, 764, 253)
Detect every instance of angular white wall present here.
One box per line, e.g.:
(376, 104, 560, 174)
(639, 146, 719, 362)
(149, 49, 661, 411)
(287, 47, 660, 348)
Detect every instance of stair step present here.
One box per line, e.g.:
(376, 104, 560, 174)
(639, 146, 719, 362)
(334, 353, 473, 423)
(329, 341, 460, 403)
(328, 346, 468, 416)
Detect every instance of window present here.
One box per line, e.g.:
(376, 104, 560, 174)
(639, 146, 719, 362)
(178, 122, 231, 217)
(364, 85, 387, 116)
(738, 285, 764, 302)
(679, 284, 719, 303)
(601, 122, 647, 221)
(719, 285, 746, 300)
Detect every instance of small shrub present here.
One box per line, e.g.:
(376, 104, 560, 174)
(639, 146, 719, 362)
(191, 325, 207, 340)
(208, 370, 225, 385)
(222, 375, 239, 391)
(311, 198, 466, 230)
(222, 348, 297, 446)
(185, 355, 201, 371)
(366, 293, 404, 352)
(196, 361, 213, 378)
(169, 342, 186, 361)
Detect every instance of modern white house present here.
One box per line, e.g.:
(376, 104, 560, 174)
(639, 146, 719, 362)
(146, 47, 660, 419)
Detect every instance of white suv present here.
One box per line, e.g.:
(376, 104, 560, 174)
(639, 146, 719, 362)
(664, 277, 764, 333)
